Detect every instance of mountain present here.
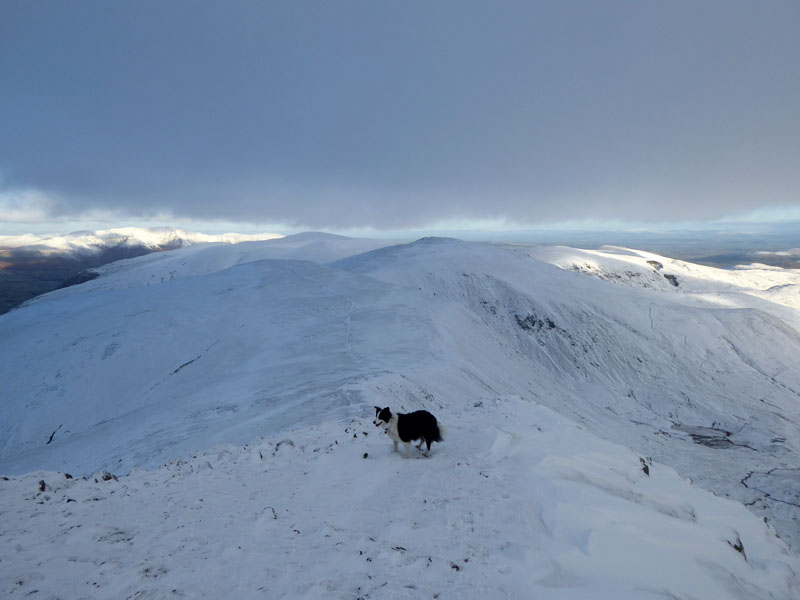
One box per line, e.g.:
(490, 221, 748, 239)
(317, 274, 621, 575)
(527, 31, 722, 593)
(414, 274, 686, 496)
(1, 235, 799, 598)
(0, 227, 284, 314)
(0, 226, 284, 254)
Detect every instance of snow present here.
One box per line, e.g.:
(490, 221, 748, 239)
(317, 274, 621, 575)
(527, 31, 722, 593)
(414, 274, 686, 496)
(525, 244, 800, 311)
(0, 233, 44, 248)
(2, 398, 797, 599)
(20, 232, 395, 304)
(0, 226, 283, 253)
(1, 234, 799, 597)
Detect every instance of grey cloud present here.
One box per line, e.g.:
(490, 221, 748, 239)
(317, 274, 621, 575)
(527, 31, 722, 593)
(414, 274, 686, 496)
(1, 1, 798, 229)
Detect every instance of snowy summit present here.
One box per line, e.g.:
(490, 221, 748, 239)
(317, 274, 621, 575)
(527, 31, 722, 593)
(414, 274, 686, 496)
(1, 234, 799, 599)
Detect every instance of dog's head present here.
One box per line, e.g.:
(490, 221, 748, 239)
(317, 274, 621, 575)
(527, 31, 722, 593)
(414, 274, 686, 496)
(373, 406, 392, 428)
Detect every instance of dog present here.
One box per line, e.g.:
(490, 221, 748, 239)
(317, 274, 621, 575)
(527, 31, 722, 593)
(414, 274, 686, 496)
(373, 406, 445, 457)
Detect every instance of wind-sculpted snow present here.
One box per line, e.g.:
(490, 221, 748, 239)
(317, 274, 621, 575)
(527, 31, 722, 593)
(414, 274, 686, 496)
(334, 238, 800, 550)
(2, 234, 800, 590)
(1, 399, 797, 599)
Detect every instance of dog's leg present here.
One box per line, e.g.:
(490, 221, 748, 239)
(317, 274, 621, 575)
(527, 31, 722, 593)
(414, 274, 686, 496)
(424, 439, 432, 457)
(416, 438, 424, 450)
(393, 440, 398, 453)
(404, 442, 411, 458)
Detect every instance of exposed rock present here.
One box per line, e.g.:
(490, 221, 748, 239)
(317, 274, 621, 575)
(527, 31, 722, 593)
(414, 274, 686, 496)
(664, 274, 679, 287)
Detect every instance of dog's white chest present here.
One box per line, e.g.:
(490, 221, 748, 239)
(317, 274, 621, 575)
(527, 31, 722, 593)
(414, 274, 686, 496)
(385, 416, 401, 442)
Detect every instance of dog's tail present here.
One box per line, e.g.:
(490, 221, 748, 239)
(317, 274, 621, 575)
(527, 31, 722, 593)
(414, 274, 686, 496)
(437, 424, 446, 442)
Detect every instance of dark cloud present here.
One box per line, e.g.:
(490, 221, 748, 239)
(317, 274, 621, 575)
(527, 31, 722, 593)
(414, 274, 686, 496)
(1, 1, 799, 229)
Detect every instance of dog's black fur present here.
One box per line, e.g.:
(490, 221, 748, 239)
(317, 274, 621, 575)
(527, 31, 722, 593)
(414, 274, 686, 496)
(374, 406, 444, 457)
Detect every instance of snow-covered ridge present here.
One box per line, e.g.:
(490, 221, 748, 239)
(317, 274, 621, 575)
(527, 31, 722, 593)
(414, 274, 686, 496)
(2, 234, 800, 584)
(526, 244, 800, 310)
(2, 397, 797, 599)
(19, 232, 397, 305)
(0, 226, 283, 254)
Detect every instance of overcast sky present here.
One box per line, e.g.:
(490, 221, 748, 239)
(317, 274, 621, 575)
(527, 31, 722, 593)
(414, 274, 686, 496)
(1, 1, 799, 235)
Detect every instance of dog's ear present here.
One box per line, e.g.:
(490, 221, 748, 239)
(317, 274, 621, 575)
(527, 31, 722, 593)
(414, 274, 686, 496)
(374, 406, 381, 414)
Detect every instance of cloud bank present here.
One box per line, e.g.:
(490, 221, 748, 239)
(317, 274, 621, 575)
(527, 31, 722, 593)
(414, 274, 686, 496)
(1, 1, 798, 232)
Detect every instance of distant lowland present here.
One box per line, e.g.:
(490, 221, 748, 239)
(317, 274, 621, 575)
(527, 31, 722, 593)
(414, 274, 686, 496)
(0, 246, 143, 315)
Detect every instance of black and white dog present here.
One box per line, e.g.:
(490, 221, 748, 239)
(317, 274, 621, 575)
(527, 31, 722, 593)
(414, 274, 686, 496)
(373, 406, 445, 458)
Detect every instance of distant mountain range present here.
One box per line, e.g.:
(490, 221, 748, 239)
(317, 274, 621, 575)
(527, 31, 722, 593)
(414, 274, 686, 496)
(0, 227, 282, 314)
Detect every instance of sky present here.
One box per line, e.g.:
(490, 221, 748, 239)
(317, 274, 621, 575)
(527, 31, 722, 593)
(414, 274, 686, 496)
(1, 1, 799, 237)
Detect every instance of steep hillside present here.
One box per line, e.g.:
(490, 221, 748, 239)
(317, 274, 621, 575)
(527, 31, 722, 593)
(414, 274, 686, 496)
(526, 244, 800, 310)
(2, 236, 799, 557)
(335, 239, 800, 550)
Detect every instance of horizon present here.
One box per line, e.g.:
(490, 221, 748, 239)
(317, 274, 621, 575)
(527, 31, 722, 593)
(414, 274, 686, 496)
(2, 2, 799, 236)
(2, 220, 800, 264)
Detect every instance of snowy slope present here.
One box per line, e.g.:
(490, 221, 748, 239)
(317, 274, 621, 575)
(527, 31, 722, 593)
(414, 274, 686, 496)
(526, 244, 800, 311)
(1, 235, 800, 596)
(21, 232, 395, 304)
(2, 398, 797, 599)
(334, 239, 800, 552)
(0, 257, 426, 476)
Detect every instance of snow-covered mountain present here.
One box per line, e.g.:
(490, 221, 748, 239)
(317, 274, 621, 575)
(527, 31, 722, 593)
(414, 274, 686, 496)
(1, 234, 799, 598)
(18, 231, 398, 302)
(0, 227, 286, 315)
(0, 226, 283, 255)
